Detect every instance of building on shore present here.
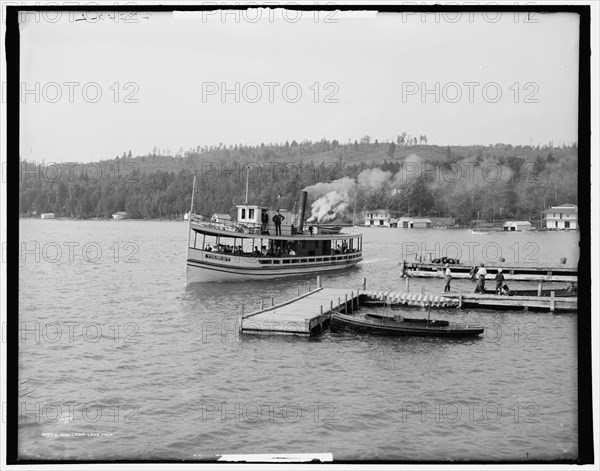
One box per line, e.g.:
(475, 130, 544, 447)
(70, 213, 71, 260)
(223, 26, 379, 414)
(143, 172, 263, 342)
(40, 212, 55, 219)
(542, 204, 578, 230)
(211, 213, 232, 224)
(112, 211, 128, 220)
(408, 218, 432, 229)
(364, 209, 400, 227)
(503, 220, 533, 231)
(397, 217, 433, 229)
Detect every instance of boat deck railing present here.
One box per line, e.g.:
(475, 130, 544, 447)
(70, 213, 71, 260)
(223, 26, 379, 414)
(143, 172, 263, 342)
(199, 247, 361, 263)
(190, 213, 361, 238)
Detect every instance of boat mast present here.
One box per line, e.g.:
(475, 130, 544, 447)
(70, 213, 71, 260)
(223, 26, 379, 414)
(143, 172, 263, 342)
(353, 191, 357, 229)
(245, 166, 250, 204)
(186, 173, 197, 255)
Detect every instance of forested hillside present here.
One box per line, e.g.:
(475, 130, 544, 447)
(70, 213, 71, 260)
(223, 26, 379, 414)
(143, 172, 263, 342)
(19, 139, 578, 225)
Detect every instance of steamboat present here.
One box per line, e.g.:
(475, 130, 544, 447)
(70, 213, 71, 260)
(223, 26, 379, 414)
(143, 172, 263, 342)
(185, 185, 362, 283)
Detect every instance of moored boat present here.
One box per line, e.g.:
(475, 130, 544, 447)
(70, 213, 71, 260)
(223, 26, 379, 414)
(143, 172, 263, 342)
(330, 312, 484, 338)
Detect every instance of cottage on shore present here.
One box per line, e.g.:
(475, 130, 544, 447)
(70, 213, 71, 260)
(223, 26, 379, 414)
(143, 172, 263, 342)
(364, 209, 399, 227)
(543, 204, 578, 230)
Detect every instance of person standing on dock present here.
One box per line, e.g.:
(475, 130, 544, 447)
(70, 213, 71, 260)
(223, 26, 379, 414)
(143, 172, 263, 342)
(444, 263, 452, 292)
(495, 269, 505, 294)
(273, 212, 285, 236)
(476, 263, 487, 293)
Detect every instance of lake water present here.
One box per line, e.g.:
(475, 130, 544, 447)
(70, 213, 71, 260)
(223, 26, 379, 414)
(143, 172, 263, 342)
(17, 220, 580, 461)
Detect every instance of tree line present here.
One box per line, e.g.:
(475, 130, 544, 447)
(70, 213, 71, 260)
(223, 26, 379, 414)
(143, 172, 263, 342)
(19, 140, 578, 224)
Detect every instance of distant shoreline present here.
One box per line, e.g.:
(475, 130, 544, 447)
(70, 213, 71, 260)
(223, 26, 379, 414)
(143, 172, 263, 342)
(20, 215, 186, 222)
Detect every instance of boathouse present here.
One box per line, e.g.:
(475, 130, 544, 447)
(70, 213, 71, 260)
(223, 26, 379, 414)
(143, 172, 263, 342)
(503, 220, 532, 231)
(409, 218, 432, 229)
(112, 211, 128, 220)
(40, 212, 55, 219)
(397, 216, 411, 228)
(364, 209, 400, 227)
(543, 204, 578, 230)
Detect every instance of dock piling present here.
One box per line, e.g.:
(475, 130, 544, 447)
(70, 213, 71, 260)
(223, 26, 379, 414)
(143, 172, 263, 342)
(317, 276, 322, 289)
(537, 281, 543, 297)
(338, 297, 341, 313)
(405, 277, 410, 292)
(271, 296, 274, 307)
(345, 294, 348, 313)
(298, 288, 300, 297)
(351, 291, 354, 313)
(362, 277, 367, 290)
(260, 299, 264, 310)
(550, 291, 555, 312)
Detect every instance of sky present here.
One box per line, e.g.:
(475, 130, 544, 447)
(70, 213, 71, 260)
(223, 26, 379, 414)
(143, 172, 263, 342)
(17, 7, 581, 163)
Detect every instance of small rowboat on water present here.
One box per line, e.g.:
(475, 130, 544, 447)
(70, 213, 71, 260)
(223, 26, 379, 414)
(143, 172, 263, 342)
(330, 312, 484, 338)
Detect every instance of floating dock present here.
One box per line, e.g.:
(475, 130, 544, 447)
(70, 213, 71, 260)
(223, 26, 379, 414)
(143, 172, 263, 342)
(444, 292, 577, 312)
(240, 283, 360, 336)
(403, 261, 577, 283)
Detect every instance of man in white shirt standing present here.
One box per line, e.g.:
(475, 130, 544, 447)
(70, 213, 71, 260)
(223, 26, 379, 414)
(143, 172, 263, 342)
(476, 263, 487, 293)
(444, 263, 452, 292)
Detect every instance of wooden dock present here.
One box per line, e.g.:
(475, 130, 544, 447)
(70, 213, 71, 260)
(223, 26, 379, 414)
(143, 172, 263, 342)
(444, 292, 577, 312)
(403, 261, 578, 282)
(240, 284, 360, 336)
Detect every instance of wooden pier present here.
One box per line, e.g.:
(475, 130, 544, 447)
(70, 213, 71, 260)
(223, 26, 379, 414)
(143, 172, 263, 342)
(240, 278, 360, 336)
(403, 261, 577, 283)
(445, 292, 577, 312)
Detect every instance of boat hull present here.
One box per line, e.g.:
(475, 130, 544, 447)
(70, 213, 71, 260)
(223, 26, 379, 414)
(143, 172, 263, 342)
(330, 313, 484, 337)
(186, 248, 362, 283)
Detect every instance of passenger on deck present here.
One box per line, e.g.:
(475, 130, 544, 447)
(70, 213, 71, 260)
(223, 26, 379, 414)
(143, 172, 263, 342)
(308, 225, 314, 236)
(252, 246, 260, 256)
(205, 244, 213, 252)
(272, 212, 285, 236)
(261, 245, 267, 256)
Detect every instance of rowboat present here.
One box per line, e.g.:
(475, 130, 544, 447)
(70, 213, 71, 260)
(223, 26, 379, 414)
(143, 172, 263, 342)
(330, 313, 484, 338)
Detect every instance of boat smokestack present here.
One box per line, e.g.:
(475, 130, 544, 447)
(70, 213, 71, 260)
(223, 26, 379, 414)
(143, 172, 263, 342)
(298, 191, 308, 232)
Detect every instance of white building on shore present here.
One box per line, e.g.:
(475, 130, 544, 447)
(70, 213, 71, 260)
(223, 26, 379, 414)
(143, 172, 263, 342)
(543, 204, 578, 230)
(364, 209, 399, 227)
(112, 211, 128, 220)
(503, 220, 533, 231)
